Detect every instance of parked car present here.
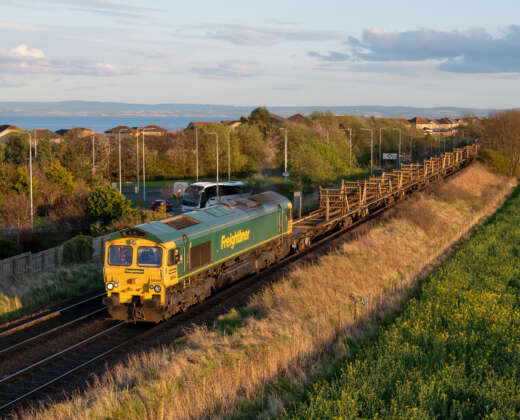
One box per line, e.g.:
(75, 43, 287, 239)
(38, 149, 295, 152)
(182, 181, 250, 212)
(151, 199, 173, 212)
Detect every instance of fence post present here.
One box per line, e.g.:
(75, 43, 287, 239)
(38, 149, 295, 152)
(26, 252, 32, 276)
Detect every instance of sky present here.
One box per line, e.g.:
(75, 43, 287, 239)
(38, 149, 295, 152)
(1, 0, 519, 108)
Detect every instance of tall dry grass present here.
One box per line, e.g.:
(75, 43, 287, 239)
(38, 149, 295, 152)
(0, 264, 102, 323)
(23, 163, 516, 420)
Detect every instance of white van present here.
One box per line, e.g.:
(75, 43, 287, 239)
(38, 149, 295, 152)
(182, 181, 250, 212)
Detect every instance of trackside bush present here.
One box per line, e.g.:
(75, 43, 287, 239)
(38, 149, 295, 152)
(62, 235, 93, 264)
(0, 238, 22, 259)
(87, 186, 130, 224)
(478, 147, 512, 175)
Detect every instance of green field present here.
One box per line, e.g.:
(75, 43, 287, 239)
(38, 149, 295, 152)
(282, 185, 520, 419)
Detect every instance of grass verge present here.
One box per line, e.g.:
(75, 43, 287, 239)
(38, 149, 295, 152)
(21, 163, 516, 419)
(281, 183, 520, 419)
(0, 265, 103, 324)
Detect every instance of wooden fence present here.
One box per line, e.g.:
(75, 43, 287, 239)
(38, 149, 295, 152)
(0, 233, 113, 281)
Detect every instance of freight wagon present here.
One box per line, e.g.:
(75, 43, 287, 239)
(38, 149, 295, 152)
(103, 144, 479, 322)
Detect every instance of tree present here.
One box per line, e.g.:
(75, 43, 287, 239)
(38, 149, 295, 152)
(87, 186, 130, 223)
(37, 137, 54, 169)
(14, 166, 36, 195)
(249, 107, 271, 125)
(236, 124, 266, 172)
(0, 192, 31, 243)
(4, 134, 29, 165)
(45, 161, 76, 194)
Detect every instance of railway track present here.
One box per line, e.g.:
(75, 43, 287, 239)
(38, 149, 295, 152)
(0, 189, 407, 416)
(0, 291, 106, 342)
(0, 152, 478, 416)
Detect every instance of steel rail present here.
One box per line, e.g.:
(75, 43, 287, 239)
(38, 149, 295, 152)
(0, 307, 106, 357)
(0, 292, 107, 339)
(0, 321, 125, 387)
(0, 321, 150, 414)
(0, 158, 476, 415)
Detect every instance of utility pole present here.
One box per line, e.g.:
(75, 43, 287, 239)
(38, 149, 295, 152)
(279, 128, 289, 182)
(208, 132, 219, 200)
(361, 128, 374, 174)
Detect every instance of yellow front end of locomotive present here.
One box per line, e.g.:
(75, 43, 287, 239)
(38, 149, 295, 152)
(103, 237, 175, 308)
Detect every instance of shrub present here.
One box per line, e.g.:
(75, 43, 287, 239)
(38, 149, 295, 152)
(0, 238, 22, 259)
(87, 186, 130, 224)
(478, 148, 511, 175)
(62, 235, 93, 264)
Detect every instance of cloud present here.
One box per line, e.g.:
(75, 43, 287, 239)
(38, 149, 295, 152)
(10, 44, 45, 59)
(0, 44, 130, 77)
(345, 26, 520, 73)
(191, 60, 261, 79)
(182, 24, 341, 46)
(7, 0, 165, 21)
(308, 51, 350, 62)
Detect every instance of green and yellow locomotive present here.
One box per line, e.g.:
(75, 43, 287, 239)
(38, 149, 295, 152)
(103, 191, 292, 322)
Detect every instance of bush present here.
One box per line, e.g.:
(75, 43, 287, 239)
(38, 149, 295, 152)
(62, 235, 93, 264)
(478, 148, 511, 175)
(87, 186, 130, 224)
(0, 238, 22, 259)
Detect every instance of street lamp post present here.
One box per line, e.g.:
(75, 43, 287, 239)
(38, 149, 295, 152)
(207, 132, 219, 200)
(24, 131, 34, 232)
(361, 128, 374, 174)
(227, 129, 231, 182)
(136, 134, 139, 194)
(140, 128, 156, 202)
(279, 128, 288, 181)
(92, 134, 95, 175)
(393, 128, 401, 168)
(195, 127, 199, 182)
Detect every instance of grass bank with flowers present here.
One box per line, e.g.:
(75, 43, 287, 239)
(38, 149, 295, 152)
(282, 184, 520, 418)
(21, 163, 516, 419)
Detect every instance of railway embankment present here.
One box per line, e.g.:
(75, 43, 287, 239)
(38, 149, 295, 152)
(21, 163, 516, 419)
(282, 175, 520, 418)
(0, 265, 102, 324)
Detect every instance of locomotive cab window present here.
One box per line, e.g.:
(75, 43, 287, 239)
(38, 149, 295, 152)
(189, 241, 211, 271)
(108, 245, 133, 266)
(137, 246, 163, 267)
(168, 248, 181, 266)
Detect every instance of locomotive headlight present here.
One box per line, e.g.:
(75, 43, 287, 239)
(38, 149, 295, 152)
(107, 283, 114, 290)
(154, 285, 162, 293)
(150, 285, 154, 290)
(114, 282, 118, 288)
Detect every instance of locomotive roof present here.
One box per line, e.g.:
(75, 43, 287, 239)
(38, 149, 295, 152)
(113, 191, 289, 244)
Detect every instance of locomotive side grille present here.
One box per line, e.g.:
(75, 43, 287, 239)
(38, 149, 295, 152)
(190, 241, 211, 271)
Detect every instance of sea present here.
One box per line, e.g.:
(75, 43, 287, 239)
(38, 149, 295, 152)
(0, 115, 234, 132)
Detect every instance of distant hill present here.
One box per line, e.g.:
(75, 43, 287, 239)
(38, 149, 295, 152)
(0, 101, 498, 119)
